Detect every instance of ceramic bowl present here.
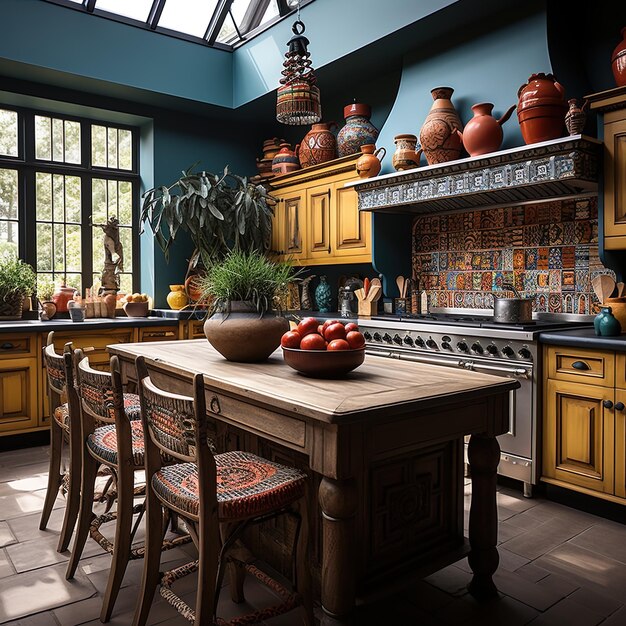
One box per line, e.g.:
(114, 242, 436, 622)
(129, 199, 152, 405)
(282, 347, 365, 378)
(123, 301, 149, 318)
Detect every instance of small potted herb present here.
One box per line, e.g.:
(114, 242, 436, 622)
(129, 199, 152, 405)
(0, 254, 37, 320)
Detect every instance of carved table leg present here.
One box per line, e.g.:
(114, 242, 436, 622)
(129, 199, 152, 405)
(467, 434, 500, 600)
(318, 477, 358, 626)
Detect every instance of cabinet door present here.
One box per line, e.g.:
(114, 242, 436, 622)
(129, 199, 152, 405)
(306, 184, 331, 260)
(332, 182, 371, 261)
(273, 190, 306, 261)
(543, 378, 614, 493)
(615, 388, 626, 498)
(604, 114, 626, 245)
(0, 357, 39, 433)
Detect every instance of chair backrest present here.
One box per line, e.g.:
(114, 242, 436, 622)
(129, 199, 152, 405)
(43, 332, 72, 395)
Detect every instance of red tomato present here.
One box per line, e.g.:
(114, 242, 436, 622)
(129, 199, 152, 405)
(300, 333, 326, 350)
(328, 339, 350, 351)
(297, 317, 320, 337)
(344, 322, 358, 333)
(280, 330, 301, 349)
(324, 322, 346, 341)
(317, 324, 324, 335)
(346, 331, 365, 349)
(322, 319, 340, 333)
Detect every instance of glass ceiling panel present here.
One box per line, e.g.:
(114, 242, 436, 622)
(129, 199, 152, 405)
(158, 0, 219, 39)
(96, 0, 154, 22)
(217, 0, 280, 45)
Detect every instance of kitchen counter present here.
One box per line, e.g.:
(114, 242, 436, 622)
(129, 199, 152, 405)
(0, 316, 178, 334)
(539, 327, 626, 351)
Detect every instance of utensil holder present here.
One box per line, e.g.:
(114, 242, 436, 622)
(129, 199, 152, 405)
(394, 298, 407, 315)
(604, 298, 626, 333)
(358, 300, 377, 317)
(69, 306, 86, 322)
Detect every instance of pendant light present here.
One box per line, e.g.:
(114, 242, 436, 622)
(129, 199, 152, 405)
(276, 0, 321, 125)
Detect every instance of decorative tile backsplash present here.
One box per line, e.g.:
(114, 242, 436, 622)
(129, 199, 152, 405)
(411, 197, 614, 314)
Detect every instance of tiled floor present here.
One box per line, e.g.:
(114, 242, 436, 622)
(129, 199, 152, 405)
(1, 444, 626, 626)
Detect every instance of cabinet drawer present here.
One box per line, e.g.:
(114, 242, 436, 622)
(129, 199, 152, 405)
(546, 346, 614, 387)
(0, 334, 36, 359)
(49, 330, 134, 366)
(138, 326, 178, 342)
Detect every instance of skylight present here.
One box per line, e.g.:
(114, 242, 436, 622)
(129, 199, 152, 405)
(45, 0, 314, 50)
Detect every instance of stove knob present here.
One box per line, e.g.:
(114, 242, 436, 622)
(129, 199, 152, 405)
(426, 338, 438, 349)
(502, 346, 515, 357)
(441, 341, 452, 350)
(363, 331, 372, 341)
(414, 336, 425, 348)
(403, 336, 414, 346)
(393, 334, 403, 345)
(471, 342, 484, 355)
(382, 333, 393, 343)
(457, 341, 468, 352)
(486, 344, 498, 355)
(373, 332, 382, 342)
(518, 347, 532, 360)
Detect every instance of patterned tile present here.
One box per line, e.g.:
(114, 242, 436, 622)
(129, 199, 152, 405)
(575, 246, 590, 269)
(548, 293, 562, 313)
(538, 247, 550, 270)
(502, 248, 514, 271)
(561, 246, 576, 268)
(537, 271, 550, 292)
(575, 201, 591, 220)
(549, 269, 561, 292)
(562, 222, 576, 245)
(562, 270, 576, 292)
(575, 270, 590, 293)
(525, 249, 538, 270)
(561, 199, 577, 221)
(536, 293, 548, 312)
(575, 221, 593, 244)
(537, 204, 552, 224)
(549, 247, 562, 269)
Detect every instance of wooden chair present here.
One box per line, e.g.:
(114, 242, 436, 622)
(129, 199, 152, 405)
(132, 355, 313, 626)
(66, 349, 189, 623)
(39, 332, 81, 553)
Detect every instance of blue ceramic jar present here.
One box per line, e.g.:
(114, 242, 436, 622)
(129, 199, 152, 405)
(337, 103, 379, 157)
(594, 306, 622, 336)
(315, 276, 332, 313)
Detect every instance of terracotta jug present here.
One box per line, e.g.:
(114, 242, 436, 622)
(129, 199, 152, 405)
(337, 103, 379, 157)
(392, 134, 420, 171)
(355, 144, 386, 178)
(418, 87, 463, 165)
(516, 73, 567, 145)
(298, 122, 337, 168)
(51, 285, 76, 313)
(564, 98, 588, 136)
(272, 143, 301, 175)
(612, 27, 626, 87)
(455, 102, 516, 157)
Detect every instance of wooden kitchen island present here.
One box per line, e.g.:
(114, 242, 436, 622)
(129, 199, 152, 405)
(109, 340, 519, 625)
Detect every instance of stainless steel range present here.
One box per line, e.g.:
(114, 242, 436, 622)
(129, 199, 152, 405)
(360, 309, 592, 497)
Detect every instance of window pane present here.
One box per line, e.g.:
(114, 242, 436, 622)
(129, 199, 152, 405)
(0, 221, 18, 258)
(118, 129, 132, 170)
(66, 224, 82, 271)
(65, 176, 81, 223)
(53, 174, 64, 222)
(35, 116, 51, 160)
(118, 181, 132, 224)
(36, 223, 52, 272)
(107, 179, 118, 218)
(53, 224, 65, 271)
(119, 226, 132, 273)
(0, 109, 18, 157)
(92, 125, 107, 167)
(119, 273, 132, 295)
(217, 12, 236, 44)
(52, 118, 64, 162)
(158, 0, 218, 37)
(65, 273, 81, 292)
(92, 178, 107, 224)
(64, 120, 81, 164)
(0, 169, 19, 220)
(96, 0, 154, 21)
(107, 128, 118, 169)
(36, 173, 52, 221)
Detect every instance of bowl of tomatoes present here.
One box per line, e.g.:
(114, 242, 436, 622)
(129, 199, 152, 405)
(281, 317, 366, 378)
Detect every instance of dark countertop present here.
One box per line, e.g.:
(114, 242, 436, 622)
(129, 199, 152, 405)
(539, 328, 626, 351)
(152, 308, 207, 320)
(0, 316, 179, 334)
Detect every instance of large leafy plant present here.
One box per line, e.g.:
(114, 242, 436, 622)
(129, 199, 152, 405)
(0, 254, 36, 301)
(140, 164, 276, 270)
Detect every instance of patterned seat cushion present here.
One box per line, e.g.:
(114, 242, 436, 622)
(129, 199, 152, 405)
(53, 403, 70, 431)
(152, 451, 306, 520)
(87, 420, 145, 466)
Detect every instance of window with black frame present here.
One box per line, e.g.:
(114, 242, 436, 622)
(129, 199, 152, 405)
(0, 106, 139, 297)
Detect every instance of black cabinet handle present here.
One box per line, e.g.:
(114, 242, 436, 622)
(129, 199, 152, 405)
(572, 361, 590, 370)
(603, 400, 614, 409)
(0, 342, 15, 350)
(616, 402, 625, 411)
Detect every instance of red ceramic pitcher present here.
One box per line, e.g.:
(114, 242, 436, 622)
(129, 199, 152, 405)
(517, 73, 567, 145)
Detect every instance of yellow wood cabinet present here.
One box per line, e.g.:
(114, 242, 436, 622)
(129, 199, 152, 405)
(179, 319, 206, 340)
(269, 154, 371, 265)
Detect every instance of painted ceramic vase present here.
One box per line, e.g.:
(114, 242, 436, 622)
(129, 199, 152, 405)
(564, 98, 588, 136)
(166, 284, 188, 310)
(315, 275, 332, 313)
(337, 103, 379, 157)
(272, 143, 301, 175)
(516, 73, 567, 145)
(594, 306, 621, 336)
(418, 87, 463, 165)
(51, 285, 76, 313)
(612, 27, 626, 87)
(355, 144, 386, 178)
(298, 122, 337, 168)
(392, 134, 420, 171)
(455, 102, 516, 157)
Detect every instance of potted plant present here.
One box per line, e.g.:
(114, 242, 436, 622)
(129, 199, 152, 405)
(199, 250, 298, 362)
(0, 254, 37, 320)
(38, 278, 57, 319)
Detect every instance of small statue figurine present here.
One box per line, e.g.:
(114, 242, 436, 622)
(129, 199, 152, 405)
(95, 216, 124, 291)
(300, 275, 316, 310)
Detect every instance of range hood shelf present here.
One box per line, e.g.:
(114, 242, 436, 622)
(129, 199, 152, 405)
(348, 135, 601, 214)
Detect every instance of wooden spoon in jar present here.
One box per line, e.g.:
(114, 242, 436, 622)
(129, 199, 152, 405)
(592, 275, 617, 303)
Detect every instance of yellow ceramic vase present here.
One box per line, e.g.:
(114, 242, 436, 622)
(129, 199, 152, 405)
(166, 284, 189, 310)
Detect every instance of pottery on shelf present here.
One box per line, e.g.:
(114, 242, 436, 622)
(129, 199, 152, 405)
(455, 102, 516, 157)
(272, 143, 301, 175)
(392, 134, 420, 171)
(612, 27, 626, 87)
(564, 98, 588, 136)
(594, 306, 621, 337)
(51, 285, 76, 313)
(418, 87, 463, 165)
(40, 301, 57, 320)
(337, 103, 379, 157)
(516, 73, 567, 145)
(203, 300, 289, 362)
(298, 122, 337, 168)
(355, 144, 386, 178)
(166, 284, 188, 310)
(315, 275, 332, 313)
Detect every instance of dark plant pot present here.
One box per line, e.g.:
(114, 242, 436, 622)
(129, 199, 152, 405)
(203, 300, 289, 362)
(0, 292, 24, 320)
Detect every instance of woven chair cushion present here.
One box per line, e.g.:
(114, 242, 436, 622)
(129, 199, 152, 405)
(87, 420, 145, 466)
(53, 403, 70, 431)
(121, 393, 141, 421)
(153, 451, 306, 520)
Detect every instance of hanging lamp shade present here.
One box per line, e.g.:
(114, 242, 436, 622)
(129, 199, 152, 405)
(276, 19, 321, 125)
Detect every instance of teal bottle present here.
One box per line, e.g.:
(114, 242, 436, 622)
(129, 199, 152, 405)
(315, 275, 332, 313)
(594, 306, 622, 336)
